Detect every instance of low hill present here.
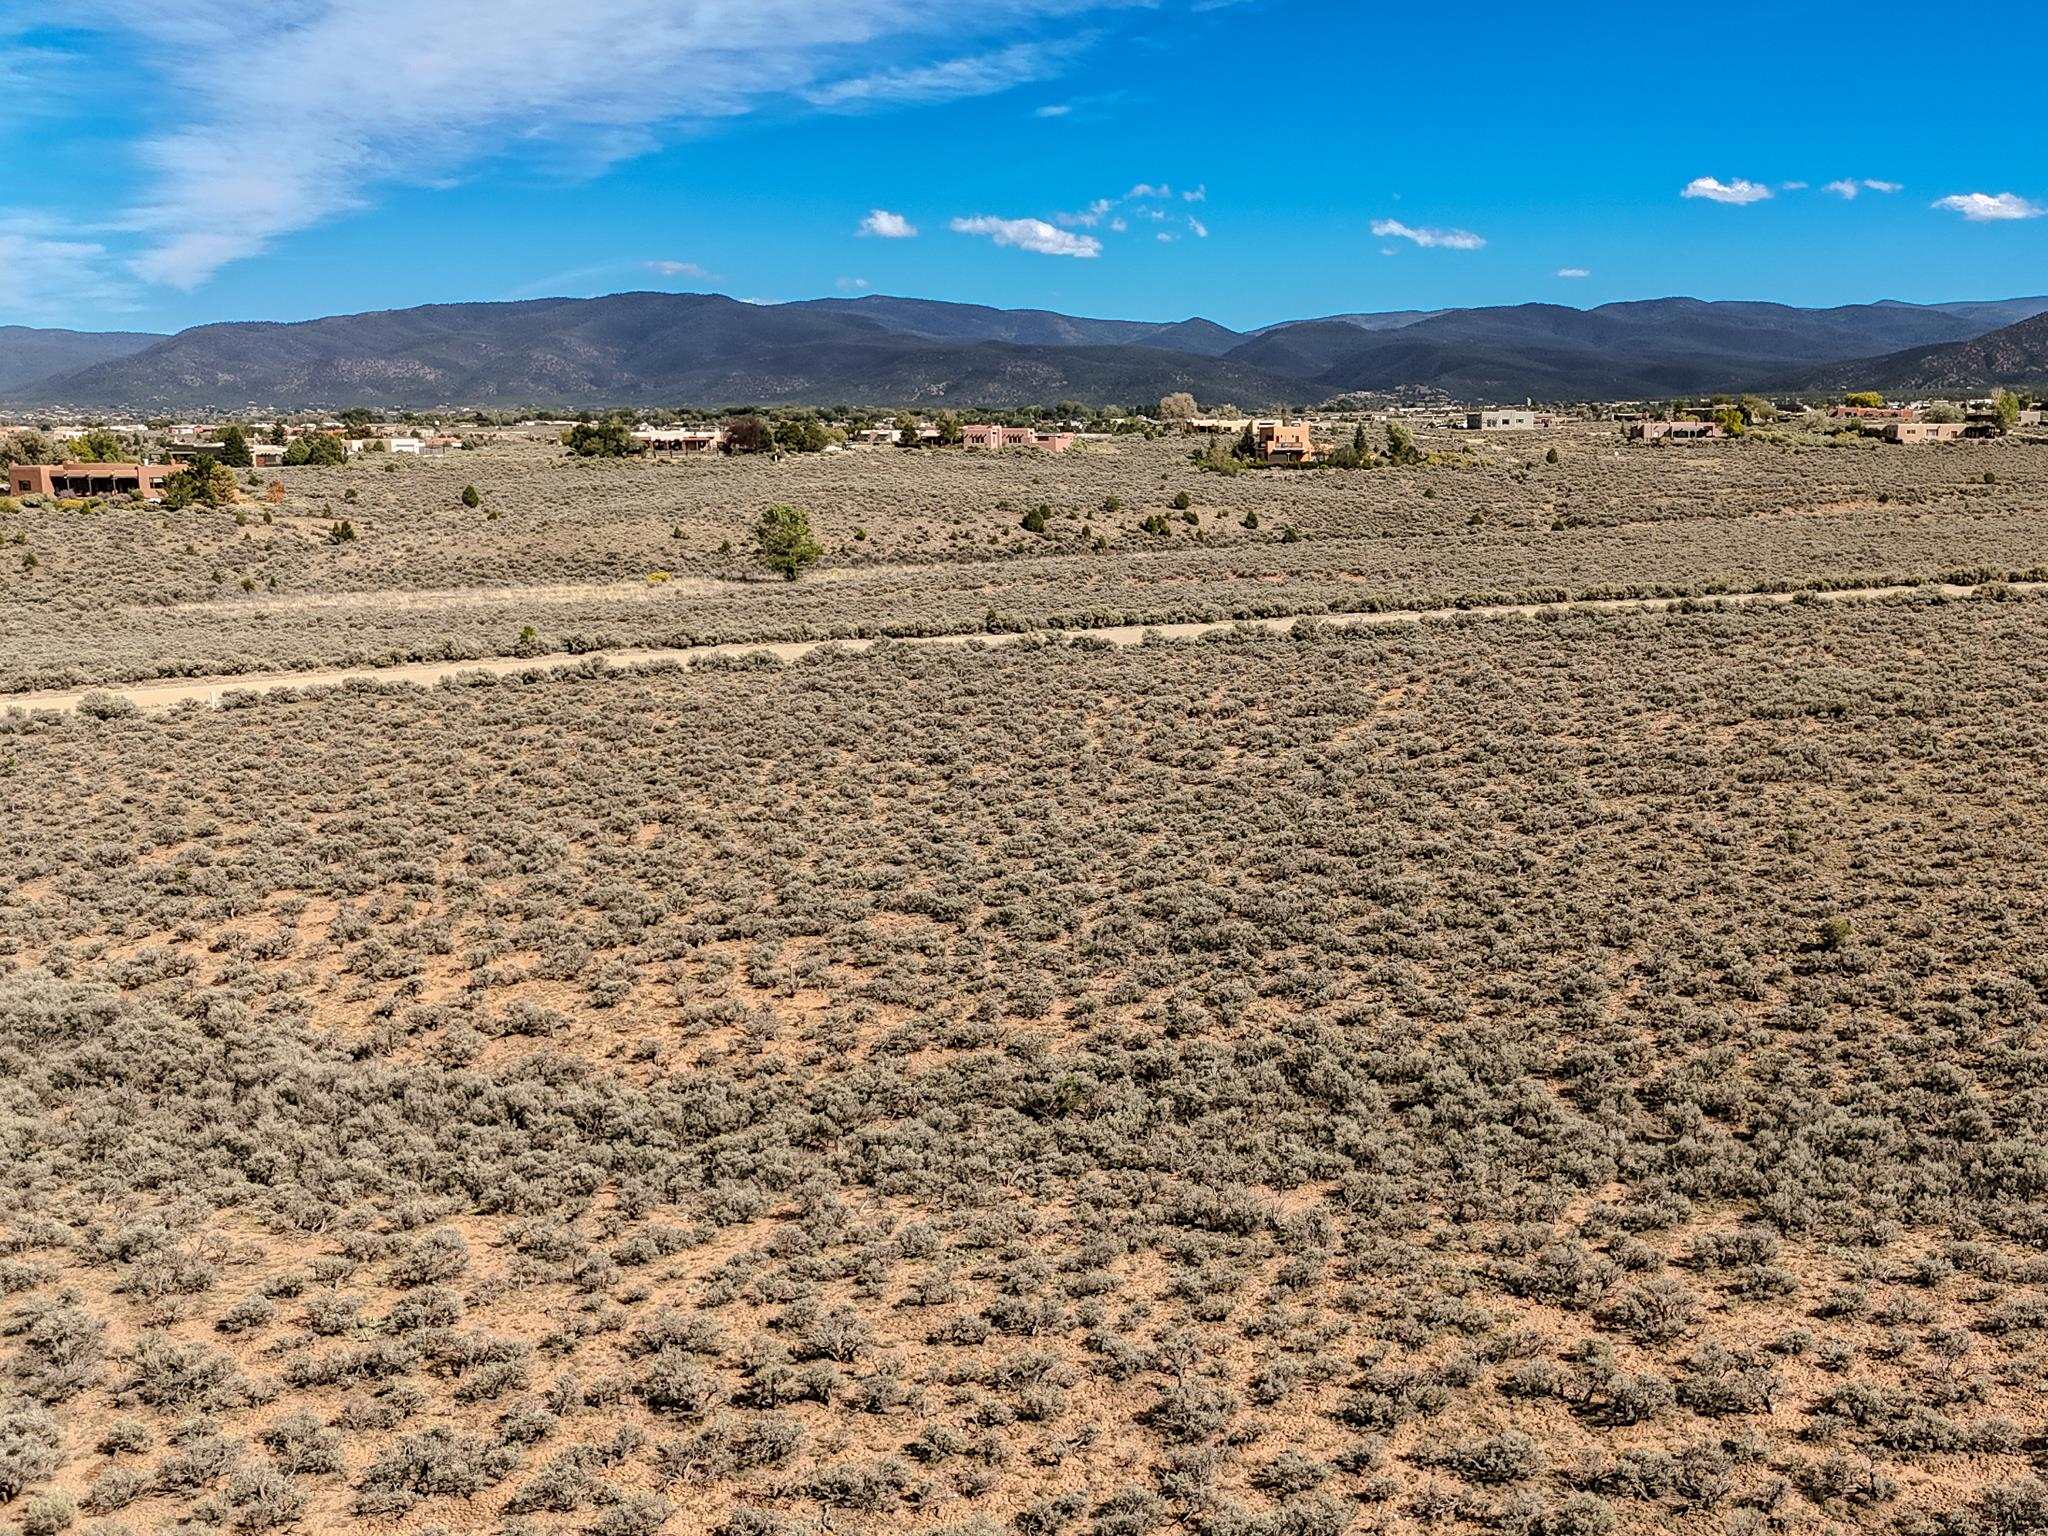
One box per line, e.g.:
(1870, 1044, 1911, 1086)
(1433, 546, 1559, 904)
(15, 290, 2048, 410)
(793, 295, 1245, 355)
(0, 325, 164, 395)
(1797, 309, 2048, 393)
(20, 293, 1297, 411)
(1232, 297, 2048, 399)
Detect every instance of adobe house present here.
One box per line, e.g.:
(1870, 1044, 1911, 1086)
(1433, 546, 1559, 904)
(962, 425, 1074, 452)
(1253, 420, 1317, 463)
(1884, 421, 1969, 444)
(1626, 420, 1724, 442)
(633, 426, 725, 453)
(1467, 409, 1536, 430)
(9, 462, 174, 500)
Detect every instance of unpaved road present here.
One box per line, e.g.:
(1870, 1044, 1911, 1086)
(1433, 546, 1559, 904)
(7, 580, 2036, 716)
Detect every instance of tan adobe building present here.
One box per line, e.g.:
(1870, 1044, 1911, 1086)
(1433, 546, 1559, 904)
(9, 462, 174, 500)
(1884, 421, 1969, 443)
(961, 425, 1075, 452)
(1253, 420, 1317, 463)
(1626, 420, 1725, 442)
(633, 426, 724, 452)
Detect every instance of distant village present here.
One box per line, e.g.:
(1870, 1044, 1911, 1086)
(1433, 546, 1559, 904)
(3, 388, 2041, 502)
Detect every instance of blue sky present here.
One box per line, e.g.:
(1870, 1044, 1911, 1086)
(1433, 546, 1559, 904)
(4, 0, 2045, 334)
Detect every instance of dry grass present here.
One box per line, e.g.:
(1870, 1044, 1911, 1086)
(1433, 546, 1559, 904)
(4, 592, 2048, 1535)
(5, 429, 2048, 690)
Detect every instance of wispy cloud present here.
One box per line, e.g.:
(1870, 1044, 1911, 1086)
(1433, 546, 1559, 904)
(1182, 184, 1206, 203)
(1127, 182, 1173, 199)
(1824, 177, 1902, 200)
(801, 40, 1072, 110)
(835, 275, 870, 292)
(1371, 218, 1485, 251)
(24, 0, 1129, 295)
(1555, 267, 1590, 279)
(0, 225, 133, 320)
(1681, 176, 1773, 205)
(950, 215, 1101, 257)
(1932, 191, 2043, 221)
(1055, 199, 1115, 229)
(1034, 102, 1072, 118)
(1187, 216, 1209, 238)
(858, 209, 918, 239)
(645, 259, 709, 278)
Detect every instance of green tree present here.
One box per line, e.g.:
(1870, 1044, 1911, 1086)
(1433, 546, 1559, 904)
(460, 484, 481, 508)
(1713, 406, 1746, 438)
(1841, 391, 1885, 410)
(773, 415, 829, 453)
(161, 459, 238, 510)
(934, 411, 964, 447)
(69, 428, 126, 463)
(893, 413, 922, 449)
(339, 408, 376, 434)
(217, 425, 254, 467)
(753, 504, 822, 581)
(1386, 422, 1421, 465)
(562, 419, 640, 457)
(1992, 388, 2022, 435)
(1232, 423, 1258, 461)
(0, 431, 56, 467)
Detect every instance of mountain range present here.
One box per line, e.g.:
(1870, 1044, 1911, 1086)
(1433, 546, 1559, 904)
(7, 291, 2048, 411)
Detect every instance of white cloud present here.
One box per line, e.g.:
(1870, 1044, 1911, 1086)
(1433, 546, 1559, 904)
(801, 41, 1070, 110)
(0, 226, 134, 319)
(1034, 102, 1071, 118)
(1126, 182, 1172, 199)
(835, 275, 870, 292)
(1555, 267, 1590, 279)
(1681, 176, 1773, 205)
(645, 259, 709, 278)
(1181, 184, 1206, 203)
(1932, 191, 2042, 221)
(30, 0, 1125, 292)
(1822, 178, 1898, 200)
(1780, 180, 1809, 191)
(858, 208, 918, 239)
(1156, 231, 1175, 243)
(950, 214, 1101, 258)
(1109, 217, 1127, 233)
(1370, 218, 1485, 251)
(1055, 198, 1114, 228)
(1187, 216, 1208, 238)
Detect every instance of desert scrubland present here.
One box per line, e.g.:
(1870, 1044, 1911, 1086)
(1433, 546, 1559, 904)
(2, 427, 2047, 1536)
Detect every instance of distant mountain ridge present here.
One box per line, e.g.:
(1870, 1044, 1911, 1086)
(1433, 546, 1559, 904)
(9, 290, 2048, 410)
(0, 325, 165, 395)
(1792, 309, 2048, 393)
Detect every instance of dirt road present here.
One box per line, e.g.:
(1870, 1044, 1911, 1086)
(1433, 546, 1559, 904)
(7, 579, 2034, 716)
